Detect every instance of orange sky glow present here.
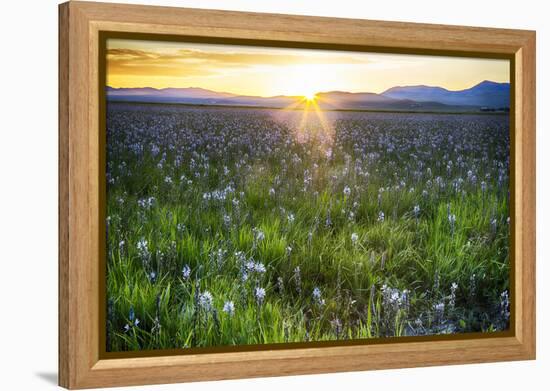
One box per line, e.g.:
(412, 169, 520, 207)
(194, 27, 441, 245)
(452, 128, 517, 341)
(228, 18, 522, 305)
(106, 38, 510, 97)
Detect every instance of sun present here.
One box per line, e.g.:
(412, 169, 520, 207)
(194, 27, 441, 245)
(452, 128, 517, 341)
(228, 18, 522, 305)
(303, 91, 317, 101)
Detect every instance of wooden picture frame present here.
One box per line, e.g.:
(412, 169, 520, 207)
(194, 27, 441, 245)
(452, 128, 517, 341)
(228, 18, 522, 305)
(59, 1, 536, 388)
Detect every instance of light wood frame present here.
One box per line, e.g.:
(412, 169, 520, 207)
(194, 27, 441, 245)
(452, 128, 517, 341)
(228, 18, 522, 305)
(59, 1, 536, 388)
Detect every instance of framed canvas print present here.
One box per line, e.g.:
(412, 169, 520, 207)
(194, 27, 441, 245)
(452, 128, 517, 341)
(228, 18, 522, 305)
(58, 1, 536, 389)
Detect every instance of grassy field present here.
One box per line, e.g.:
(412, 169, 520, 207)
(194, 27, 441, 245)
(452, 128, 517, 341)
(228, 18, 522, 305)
(106, 102, 510, 352)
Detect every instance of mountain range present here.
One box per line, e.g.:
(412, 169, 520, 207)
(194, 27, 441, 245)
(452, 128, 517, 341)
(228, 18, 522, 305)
(107, 80, 510, 112)
(382, 80, 510, 107)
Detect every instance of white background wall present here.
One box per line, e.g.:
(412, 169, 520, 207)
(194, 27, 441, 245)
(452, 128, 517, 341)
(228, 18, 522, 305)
(0, 0, 547, 389)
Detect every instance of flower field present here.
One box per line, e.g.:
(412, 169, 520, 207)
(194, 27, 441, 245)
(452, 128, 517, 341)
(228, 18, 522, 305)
(106, 102, 510, 352)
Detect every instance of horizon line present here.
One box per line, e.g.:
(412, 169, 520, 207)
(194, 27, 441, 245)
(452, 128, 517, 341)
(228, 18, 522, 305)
(106, 79, 510, 99)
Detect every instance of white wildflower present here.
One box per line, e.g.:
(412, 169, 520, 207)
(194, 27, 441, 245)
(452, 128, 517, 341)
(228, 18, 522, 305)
(222, 301, 235, 316)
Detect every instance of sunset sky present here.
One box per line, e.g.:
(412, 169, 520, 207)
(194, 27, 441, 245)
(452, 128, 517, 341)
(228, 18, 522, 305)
(107, 38, 510, 97)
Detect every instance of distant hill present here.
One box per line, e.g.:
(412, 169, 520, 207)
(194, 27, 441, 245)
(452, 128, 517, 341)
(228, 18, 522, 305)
(313, 91, 458, 111)
(107, 81, 510, 112)
(106, 87, 237, 101)
(381, 80, 510, 108)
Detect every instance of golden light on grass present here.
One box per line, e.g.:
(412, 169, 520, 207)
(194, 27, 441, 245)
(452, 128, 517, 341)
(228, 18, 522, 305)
(290, 93, 334, 155)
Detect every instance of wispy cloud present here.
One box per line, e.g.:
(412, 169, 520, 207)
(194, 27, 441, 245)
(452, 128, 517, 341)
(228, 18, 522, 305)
(107, 47, 367, 78)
